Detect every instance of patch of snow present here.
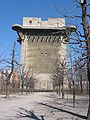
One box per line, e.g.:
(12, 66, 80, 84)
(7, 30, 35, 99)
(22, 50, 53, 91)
(0, 92, 88, 120)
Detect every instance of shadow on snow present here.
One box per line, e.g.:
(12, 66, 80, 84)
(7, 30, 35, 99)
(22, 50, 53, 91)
(16, 102, 87, 120)
(16, 107, 44, 120)
(39, 102, 87, 120)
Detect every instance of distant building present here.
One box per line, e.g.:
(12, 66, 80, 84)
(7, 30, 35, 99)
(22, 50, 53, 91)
(12, 17, 75, 91)
(0, 70, 5, 93)
(11, 69, 20, 92)
(0, 69, 20, 93)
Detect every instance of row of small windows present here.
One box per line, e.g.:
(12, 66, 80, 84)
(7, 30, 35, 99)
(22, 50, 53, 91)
(29, 20, 40, 25)
(29, 20, 62, 27)
(41, 52, 47, 55)
(26, 35, 62, 43)
(28, 52, 48, 57)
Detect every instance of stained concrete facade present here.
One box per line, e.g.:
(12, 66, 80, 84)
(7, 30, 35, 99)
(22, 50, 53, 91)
(12, 17, 75, 90)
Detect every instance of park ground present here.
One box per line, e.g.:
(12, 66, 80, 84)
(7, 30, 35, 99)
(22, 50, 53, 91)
(0, 92, 89, 120)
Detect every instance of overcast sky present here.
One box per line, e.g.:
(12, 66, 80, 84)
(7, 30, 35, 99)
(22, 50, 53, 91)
(0, 0, 89, 62)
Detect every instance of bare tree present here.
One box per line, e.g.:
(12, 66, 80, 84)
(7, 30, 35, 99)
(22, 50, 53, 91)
(3, 43, 17, 98)
(26, 67, 37, 93)
(51, 61, 61, 95)
(55, 0, 90, 118)
(71, 0, 90, 118)
(70, 46, 75, 107)
(18, 64, 37, 94)
(80, 0, 90, 117)
(51, 57, 66, 98)
(18, 64, 26, 94)
(74, 57, 88, 93)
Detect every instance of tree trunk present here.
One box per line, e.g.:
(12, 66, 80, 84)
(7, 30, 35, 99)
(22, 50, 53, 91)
(28, 82, 31, 93)
(58, 84, 61, 96)
(26, 85, 28, 94)
(70, 46, 75, 106)
(26, 80, 28, 94)
(21, 81, 24, 94)
(86, 25, 90, 120)
(86, 79, 89, 94)
(62, 80, 64, 99)
(53, 82, 55, 92)
(87, 102, 90, 120)
(56, 85, 58, 95)
(80, 73, 83, 93)
(73, 80, 75, 107)
(5, 80, 10, 98)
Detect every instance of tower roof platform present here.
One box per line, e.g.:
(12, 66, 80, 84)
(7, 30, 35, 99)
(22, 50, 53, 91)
(12, 17, 76, 32)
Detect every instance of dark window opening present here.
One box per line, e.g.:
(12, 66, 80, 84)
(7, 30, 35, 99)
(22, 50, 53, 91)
(29, 20, 32, 25)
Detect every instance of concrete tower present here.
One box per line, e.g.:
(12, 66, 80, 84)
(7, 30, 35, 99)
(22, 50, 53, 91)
(12, 17, 75, 91)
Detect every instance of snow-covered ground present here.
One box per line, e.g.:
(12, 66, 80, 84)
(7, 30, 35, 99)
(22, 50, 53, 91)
(0, 92, 89, 120)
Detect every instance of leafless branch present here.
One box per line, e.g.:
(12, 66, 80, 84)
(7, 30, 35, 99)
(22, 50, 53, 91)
(64, 15, 82, 18)
(87, 14, 90, 17)
(53, 2, 81, 19)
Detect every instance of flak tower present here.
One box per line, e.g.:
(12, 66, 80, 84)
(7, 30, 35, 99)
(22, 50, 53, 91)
(12, 17, 75, 91)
